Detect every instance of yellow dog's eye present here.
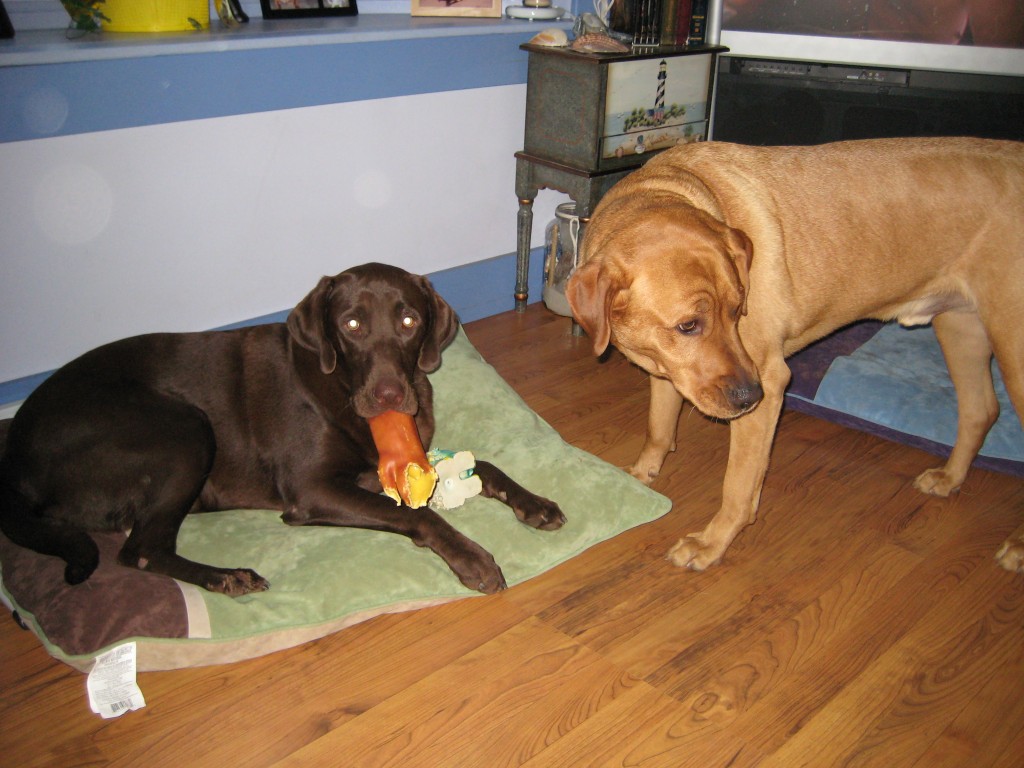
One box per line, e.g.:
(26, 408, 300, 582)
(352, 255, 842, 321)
(401, 315, 418, 329)
(677, 320, 700, 335)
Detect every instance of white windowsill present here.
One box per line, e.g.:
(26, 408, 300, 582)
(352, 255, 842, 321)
(0, 13, 573, 67)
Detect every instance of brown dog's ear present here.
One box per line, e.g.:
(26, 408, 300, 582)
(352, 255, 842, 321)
(566, 259, 620, 356)
(287, 275, 338, 374)
(417, 277, 459, 373)
(725, 227, 753, 316)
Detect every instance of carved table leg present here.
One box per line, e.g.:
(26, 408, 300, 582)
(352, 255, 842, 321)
(515, 196, 534, 311)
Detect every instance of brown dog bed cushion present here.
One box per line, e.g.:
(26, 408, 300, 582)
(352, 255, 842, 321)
(0, 328, 671, 672)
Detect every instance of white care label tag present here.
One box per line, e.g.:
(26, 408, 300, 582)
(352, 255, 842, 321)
(86, 642, 146, 718)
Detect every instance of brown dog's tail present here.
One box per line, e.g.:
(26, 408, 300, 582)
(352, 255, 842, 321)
(0, 462, 100, 586)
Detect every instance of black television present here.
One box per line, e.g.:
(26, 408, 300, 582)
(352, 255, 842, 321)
(713, 0, 1024, 76)
(708, 0, 1024, 144)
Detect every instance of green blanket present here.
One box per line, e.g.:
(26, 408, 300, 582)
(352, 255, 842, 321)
(0, 329, 671, 671)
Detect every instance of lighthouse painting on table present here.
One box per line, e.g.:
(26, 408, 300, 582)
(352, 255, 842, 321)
(601, 56, 713, 160)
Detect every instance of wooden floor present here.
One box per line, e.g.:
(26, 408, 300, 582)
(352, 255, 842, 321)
(2, 304, 1023, 767)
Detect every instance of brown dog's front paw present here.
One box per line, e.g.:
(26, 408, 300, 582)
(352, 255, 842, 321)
(206, 568, 270, 597)
(515, 496, 566, 531)
(454, 551, 507, 594)
(667, 534, 723, 571)
(913, 467, 963, 497)
(425, 527, 507, 594)
(995, 535, 1024, 574)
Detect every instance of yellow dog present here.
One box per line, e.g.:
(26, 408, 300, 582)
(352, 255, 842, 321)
(568, 137, 1024, 573)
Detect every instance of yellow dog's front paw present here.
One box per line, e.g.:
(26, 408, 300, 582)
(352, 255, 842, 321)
(913, 467, 962, 497)
(995, 535, 1024, 573)
(667, 534, 723, 571)
(629, 460, 660, 486)
(629, 445, 673, 486)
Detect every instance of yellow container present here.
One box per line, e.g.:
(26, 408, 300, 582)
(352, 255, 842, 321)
(102, 0, 210, 32)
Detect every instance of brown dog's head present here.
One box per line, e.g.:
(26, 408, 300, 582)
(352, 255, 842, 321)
(567, 198, 763, 420)
(287, 263, 458, 419)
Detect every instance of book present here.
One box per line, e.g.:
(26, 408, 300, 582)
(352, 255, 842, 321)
(633, 0, 663, 48)
(610, 0, 667, 48)
(688, 0, 708, 45)
(661, 0, 692, 47)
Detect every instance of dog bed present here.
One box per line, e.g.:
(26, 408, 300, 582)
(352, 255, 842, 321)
(786, 321, 1024, 477)
(0, 328, 672, 672)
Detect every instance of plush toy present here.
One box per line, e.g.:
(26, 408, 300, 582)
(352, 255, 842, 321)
(367, 412, 483, 510)
(427, 450, 483, 510)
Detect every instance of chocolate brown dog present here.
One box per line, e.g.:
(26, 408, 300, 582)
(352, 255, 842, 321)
(567, 137, 1024, 573)
(0, 263, 565, 595)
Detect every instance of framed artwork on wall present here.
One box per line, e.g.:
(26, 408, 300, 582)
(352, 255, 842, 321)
(411, 0, 502, 18)
(260, 0, 358, 18)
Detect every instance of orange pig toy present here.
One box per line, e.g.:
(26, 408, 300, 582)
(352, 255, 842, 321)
(367, 410, 438, 508)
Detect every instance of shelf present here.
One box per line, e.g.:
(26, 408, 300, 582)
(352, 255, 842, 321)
(1, 14, 573, 67)
(520, 41, 727, 61)
(0, 14, 576, 143)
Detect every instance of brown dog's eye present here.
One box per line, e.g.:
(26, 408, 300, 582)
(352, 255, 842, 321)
(677, 320, 700, 335)
(345, 318, 361, 332)
(401, 315, 418, 330)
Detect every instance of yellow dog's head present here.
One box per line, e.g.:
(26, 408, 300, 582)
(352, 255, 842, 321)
(567, 194, 763, 420)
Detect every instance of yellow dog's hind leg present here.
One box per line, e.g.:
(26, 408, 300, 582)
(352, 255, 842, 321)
(914, 311, 998, 497)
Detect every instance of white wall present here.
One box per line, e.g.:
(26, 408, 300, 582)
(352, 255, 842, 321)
(0, 84, 559, 384)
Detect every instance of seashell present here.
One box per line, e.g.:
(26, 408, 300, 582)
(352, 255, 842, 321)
(570, 33, 631, 53)
(529, 28, 569, 47)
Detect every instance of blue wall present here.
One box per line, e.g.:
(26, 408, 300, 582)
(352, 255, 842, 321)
(0, 16, 571, 407)
(1, 17, 550, 143)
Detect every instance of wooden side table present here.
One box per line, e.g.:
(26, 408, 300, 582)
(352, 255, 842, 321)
(514, 43, 726, 310)
(514, 152, 635, 310)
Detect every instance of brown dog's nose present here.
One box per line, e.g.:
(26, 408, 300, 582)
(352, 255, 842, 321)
(372, 379, 407, 410)
(726, 379, 763, 412)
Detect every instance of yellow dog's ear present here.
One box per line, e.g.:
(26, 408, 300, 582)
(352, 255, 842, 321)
(567, 259, 621, 356)
(725, 227, 753, 315)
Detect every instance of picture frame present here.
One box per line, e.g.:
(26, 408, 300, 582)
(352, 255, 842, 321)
(410, 0, 502, 19)
(259, 0, 358, 19)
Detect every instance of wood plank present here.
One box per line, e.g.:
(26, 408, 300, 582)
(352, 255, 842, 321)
(267, 616, 636, 768)
(757, 554, 1024, 767)
(1, 303, 1022, 767)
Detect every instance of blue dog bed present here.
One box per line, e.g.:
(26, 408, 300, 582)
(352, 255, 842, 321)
(785, 322, 1023, 477)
